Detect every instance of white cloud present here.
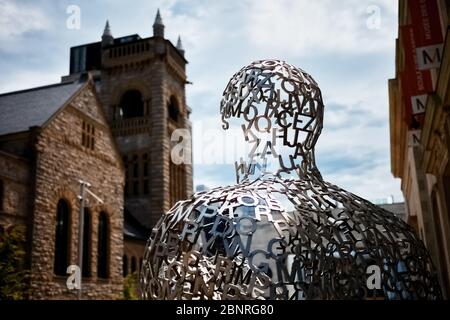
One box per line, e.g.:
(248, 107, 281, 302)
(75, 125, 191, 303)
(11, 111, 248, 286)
(0, 0, 50, 41)
(324, 162, 403, 202)
(0, 70, 61, 93)
(0, 0, 402, 202)
(244, 0, 397, 57)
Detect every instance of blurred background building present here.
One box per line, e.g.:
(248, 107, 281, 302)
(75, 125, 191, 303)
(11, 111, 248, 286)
(389, 0, 450, 297)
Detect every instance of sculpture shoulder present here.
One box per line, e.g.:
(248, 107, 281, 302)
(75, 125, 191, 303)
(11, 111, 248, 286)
(163, 177, 405, 227)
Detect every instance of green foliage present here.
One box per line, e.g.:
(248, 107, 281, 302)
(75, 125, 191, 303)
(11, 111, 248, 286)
(0, 225, 30, 300)
(123, 272, 139, 300)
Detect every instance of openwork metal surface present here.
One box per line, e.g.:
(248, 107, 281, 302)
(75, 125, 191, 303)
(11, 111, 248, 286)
(140, 60, 441, 300)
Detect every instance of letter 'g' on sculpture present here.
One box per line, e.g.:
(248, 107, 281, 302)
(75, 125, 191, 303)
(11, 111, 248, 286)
(140, 60, 442, 300)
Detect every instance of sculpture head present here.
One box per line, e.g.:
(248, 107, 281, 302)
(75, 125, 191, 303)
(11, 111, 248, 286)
(220, 60, 324, 181)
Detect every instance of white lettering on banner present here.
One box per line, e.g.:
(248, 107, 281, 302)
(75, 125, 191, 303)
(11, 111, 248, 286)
(411, 94, 427, 114)
(417, 44, 444, 70)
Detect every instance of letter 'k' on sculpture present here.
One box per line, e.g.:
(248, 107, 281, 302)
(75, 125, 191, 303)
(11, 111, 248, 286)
(140, 59, 442, 300)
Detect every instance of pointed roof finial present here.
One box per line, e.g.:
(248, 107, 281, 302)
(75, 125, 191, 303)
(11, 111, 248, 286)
(176, 35, 185, 56)
(103, 20, 112, 37)
(154, 9, 163, 25)
(153, 9, 165, 38)
(176, 36, 184, 50)
(102, 20, 114, 46)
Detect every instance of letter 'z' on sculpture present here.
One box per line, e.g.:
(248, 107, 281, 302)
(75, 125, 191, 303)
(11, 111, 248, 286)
(140, 59, 442, 300)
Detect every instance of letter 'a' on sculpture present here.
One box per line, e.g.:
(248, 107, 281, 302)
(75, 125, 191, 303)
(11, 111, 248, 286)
(140, 59, 442, 300)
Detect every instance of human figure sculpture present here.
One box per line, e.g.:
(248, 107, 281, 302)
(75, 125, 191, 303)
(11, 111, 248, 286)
(140, 59, 441, 300)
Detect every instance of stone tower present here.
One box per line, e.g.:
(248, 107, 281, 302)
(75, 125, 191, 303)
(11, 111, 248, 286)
(64, 10, 193, 228)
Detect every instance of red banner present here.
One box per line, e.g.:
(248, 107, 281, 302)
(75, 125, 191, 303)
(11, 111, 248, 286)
(408, 0, 444, 70)
(409, 0, 443, 46)
(400, 25, 433, 127)
(401, 25, 433, 91)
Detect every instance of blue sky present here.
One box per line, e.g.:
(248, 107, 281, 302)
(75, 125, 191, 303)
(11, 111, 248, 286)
(0, 0, 402, 202)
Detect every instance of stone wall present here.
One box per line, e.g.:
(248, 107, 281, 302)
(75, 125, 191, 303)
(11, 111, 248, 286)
(29, 83, 125, 299)
(0, 151, 30, 227)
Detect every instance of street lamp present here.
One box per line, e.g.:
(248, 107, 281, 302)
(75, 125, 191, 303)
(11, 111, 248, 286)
(76, 179, 103, 300)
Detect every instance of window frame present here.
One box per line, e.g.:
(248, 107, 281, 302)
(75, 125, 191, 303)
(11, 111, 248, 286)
(54, 199, 71, 276)
(97, 211, 110, 279)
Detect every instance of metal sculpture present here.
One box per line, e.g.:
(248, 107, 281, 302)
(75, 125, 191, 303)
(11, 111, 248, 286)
(140, 59, 441, 300)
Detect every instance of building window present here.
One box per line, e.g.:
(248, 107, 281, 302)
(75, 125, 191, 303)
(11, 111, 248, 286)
(82, 121, 95, 150)
(123, 156, 129, 196)
(133, 161, 139, 178)
(168, 96, 180, 122)
(123, 255, 128, 277)
(143, 153, 149, 176)
(431, 189, 450, 290)
(0, 180, 3, 211)
(131, 155, 139, 196)
(54, 199, 70, 276)
(97, 212, 109, 278)
(169, 161, 186, 208)
(143, 153, 150, 195)
(120, 90, 144, 119)
(131, 256, 137, 274)
(143, 181, 149, 195)
(82, 208, 91, 278)
(123, 152, 152, 197)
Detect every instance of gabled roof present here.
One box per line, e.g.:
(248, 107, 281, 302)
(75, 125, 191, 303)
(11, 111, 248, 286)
(0, 81, 84, 136)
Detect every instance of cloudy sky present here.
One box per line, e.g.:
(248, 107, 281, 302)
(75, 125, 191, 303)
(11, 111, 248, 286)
(0, 0, 402, 202)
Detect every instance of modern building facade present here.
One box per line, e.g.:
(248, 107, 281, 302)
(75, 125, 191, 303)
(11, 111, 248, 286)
(389, 0, 450, 297)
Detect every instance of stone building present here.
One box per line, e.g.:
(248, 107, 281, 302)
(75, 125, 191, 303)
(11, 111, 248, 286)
(63, 11, 192, 232)
(0, 79, 125, 299)
(0, 10, 193, 298)
(389, 0, 450, 297)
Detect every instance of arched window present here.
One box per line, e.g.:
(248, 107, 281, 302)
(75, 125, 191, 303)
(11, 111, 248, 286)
(97, 212, 109, 278)
(169, 161, 186, 207)
(123, 255, 128, 277)
(82, 208, 91, 277)
(119, 90, 144, 119)
(168, 96, 180, 122)
(54, 199, 70, 275)
(131, 256, 137, 274)
(143, 153, 150, 195)
(131, 154, 139, 196)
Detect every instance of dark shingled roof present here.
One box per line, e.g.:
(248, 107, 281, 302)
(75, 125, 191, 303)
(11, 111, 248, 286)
(124, 209, 150, 241)
(0, 81, 84, 136)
